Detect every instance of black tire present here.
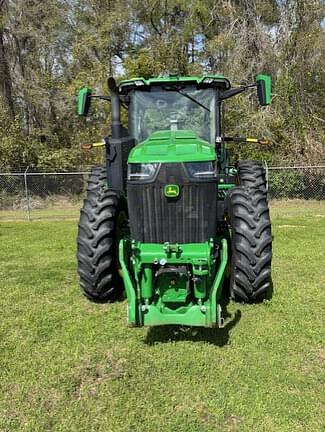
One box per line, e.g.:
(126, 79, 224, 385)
(77, 165, 126, 302)
(237, 160, 267, 195)
(226, 187, 272, 302)
(86, 165, 108, 192)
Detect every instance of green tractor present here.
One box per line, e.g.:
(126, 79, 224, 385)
(76, 73, 272, 328)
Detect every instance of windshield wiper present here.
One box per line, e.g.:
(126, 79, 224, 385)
(162, 86, 210, 112)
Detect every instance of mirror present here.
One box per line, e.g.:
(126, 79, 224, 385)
(77, 87, 92, 116)
(256, 74, 271, 106)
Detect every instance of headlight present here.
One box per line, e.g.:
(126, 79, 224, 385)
(185, 161, 216, 179)
(127, 163, 160, 181)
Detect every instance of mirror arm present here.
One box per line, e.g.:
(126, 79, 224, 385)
(86, 95, 129, 103)
(90, 95, 111, 101)
(220, 84, 255, 100)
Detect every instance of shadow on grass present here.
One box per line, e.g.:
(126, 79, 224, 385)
(144, 294, 241, 347)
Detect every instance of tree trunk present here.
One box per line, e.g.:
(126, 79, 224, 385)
(0, 30, 15, 117)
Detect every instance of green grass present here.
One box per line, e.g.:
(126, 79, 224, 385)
(0, 203, 81, 221)
(0, 202, 324, 431)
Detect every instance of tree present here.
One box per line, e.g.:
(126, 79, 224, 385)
(0, 0, 324, 170)
(0, 0, 14, 116)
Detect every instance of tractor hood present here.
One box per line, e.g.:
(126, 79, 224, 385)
(128, 130, 216, 164)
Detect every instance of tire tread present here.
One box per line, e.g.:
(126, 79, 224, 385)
(76, 165, 124, 302)
(227, 186, 272, 302)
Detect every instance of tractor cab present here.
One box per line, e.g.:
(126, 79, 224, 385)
(119, 75, 231, 145)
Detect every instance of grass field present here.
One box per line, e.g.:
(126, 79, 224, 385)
(0, 202, 324, 431)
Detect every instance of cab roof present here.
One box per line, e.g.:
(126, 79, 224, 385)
(119, 74, 231, 93)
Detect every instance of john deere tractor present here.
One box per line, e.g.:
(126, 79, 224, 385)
(76, 74, 272, 328)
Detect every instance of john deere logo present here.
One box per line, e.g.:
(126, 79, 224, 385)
(164, 184, 180, 198)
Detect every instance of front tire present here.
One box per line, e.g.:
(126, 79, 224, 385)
(77, 166, 126, 302)
(226, 187, 272, 302)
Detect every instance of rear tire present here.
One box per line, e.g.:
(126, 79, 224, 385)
(77, 165, 126, 302)
(226, 187, 272, 302)
(237, 160, 267, 195)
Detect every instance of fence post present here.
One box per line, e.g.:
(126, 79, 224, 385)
(24, 166, 31, 221)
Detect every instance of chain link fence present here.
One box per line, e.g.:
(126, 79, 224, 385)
(0, 171, 90, 220)
(267, 165, 325, 200)
(0, 165, 324, 221)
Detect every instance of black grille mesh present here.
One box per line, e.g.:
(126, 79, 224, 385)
(127, 164, 217, 243)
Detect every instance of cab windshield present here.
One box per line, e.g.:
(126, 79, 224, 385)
(129, 87, 216, 143)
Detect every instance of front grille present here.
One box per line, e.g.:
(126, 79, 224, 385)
(127, 164, 217, 243)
